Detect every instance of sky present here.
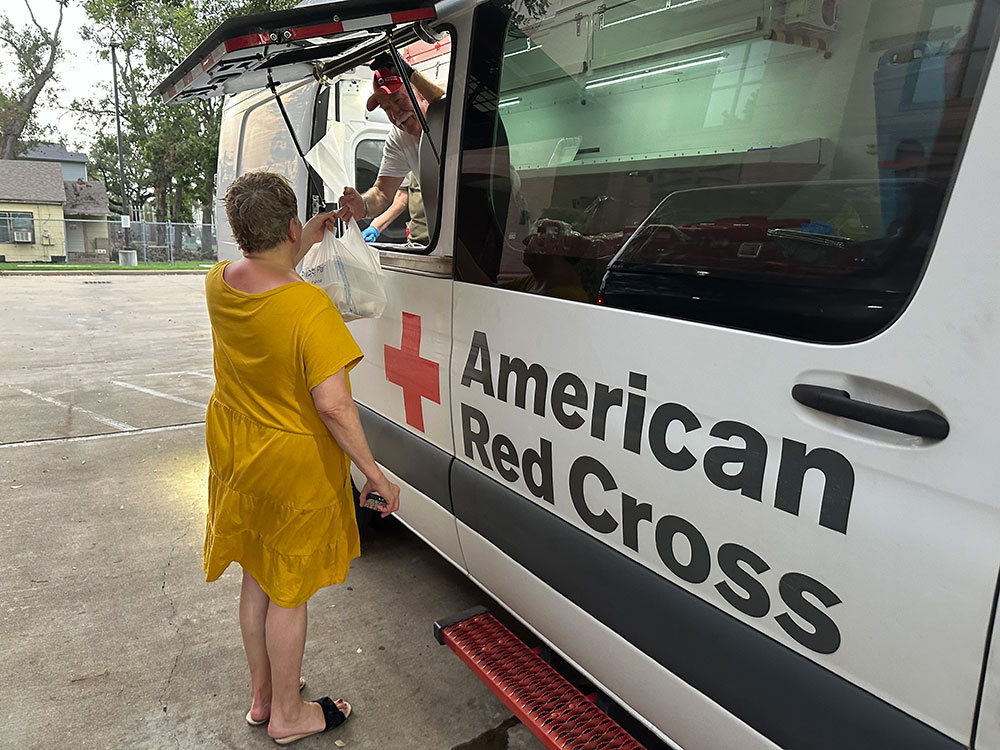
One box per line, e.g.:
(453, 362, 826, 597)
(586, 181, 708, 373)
(1, 0, 115, 153)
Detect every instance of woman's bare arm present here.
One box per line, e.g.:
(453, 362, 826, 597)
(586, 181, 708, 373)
(311, 369, 400, 516)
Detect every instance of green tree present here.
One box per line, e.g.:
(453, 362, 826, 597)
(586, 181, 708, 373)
(0, 0, 68, 159)
(76, 0, 295, 255)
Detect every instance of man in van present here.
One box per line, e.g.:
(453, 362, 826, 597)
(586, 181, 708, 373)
(336, 55, 443, 228)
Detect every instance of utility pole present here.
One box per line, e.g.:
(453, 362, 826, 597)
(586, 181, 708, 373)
(110, 44, 133, 257)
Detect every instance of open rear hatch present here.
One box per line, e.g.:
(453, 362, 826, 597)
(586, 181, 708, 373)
(155, 0, 437, 104)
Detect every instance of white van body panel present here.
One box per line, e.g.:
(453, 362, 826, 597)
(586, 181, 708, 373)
(912, 49, 1000, 750)
(450, 266, 1000, 741)
(350, 270, 454, 453)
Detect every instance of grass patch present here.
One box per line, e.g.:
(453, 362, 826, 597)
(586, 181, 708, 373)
(0, 260, 215, 271)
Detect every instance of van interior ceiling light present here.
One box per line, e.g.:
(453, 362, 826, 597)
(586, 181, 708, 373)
(584, 52, 728, 90)
(498, 97, 521, 107)
(600, 0, 710, 30)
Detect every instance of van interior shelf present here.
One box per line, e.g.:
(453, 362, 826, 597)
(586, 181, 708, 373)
(377, 248, 452, 275)
(511, 137, 828, 175)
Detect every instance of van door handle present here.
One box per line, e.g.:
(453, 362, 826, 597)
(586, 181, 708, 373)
(792, 384, 950, 439)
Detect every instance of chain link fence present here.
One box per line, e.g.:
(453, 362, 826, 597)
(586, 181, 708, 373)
(112, 220, 218, 263)
(1, 216, 217, 264)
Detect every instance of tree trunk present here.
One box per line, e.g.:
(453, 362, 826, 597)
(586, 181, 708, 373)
(0, 72, 55, 160)
(154, 179, 168, 253)
(171, 183, 184, 259)
(201, 203, 214, 260)
(0, 132, 22, 161)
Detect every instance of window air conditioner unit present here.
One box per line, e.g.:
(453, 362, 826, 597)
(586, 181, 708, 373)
(782, 0, 839, 34)
(12, 230, 32, 243)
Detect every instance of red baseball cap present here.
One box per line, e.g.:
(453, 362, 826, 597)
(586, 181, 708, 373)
(366, 68, 404, 111)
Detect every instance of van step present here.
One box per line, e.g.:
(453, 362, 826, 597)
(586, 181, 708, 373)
(434, 607, 645, 750)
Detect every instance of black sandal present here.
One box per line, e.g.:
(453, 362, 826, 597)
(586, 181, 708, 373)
(272, 697, 351, 745)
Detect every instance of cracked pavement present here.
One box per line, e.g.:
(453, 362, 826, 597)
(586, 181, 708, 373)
(0, 275, 543, 750)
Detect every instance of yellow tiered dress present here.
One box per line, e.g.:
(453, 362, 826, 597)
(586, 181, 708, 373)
(203, 261, 363, 607)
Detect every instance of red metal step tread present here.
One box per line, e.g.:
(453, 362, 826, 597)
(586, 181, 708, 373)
(438, 610, 645, 750)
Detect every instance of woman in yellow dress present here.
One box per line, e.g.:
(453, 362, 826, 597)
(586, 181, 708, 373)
(204, 171, 400, 745)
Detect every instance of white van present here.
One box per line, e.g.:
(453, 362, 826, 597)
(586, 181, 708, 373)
(161, 0, 1000, 747)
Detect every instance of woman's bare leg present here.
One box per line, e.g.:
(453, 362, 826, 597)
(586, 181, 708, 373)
(239, 571, 272, 722)
(265, 600, 324, 739)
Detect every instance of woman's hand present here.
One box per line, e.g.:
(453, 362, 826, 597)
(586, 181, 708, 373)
(335, 187, 366, 223)
(359, 473, 400, 519)
(301, 210, 336, 249)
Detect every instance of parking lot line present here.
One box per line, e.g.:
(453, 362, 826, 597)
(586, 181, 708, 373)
(0, 421, 205, 449)
(144, 370, 215, 379)
(109, 380, 209, 409)
(15, 387, 137, 431)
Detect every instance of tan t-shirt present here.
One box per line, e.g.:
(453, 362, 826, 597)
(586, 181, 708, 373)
(407, 176, 427, 243)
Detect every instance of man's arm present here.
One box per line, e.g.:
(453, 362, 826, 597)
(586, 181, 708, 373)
(336, 174, 406, 224)
(411, 70, 445, 104)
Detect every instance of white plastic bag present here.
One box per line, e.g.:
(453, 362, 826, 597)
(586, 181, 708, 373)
(304, 122, 351, 197)
(300, 218, 386, 322)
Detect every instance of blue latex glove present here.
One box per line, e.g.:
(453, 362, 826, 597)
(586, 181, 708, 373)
(362, 224, 380, 242)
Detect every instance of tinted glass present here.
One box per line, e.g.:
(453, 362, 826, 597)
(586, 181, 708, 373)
(457, 0, 998, 342)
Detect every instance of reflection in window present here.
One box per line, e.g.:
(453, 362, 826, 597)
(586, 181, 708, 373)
(703, 41, 766, 129)
(458, 0, 998, 342)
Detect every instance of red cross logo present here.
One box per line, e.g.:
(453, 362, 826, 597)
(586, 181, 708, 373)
(384, 312, 440, 432)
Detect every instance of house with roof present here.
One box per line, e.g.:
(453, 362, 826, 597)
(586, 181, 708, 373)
(23, 143, 89, 181)
(0, 160, 67, 262)
(63, 178, 111, 260)
(0, 147, 111, 263)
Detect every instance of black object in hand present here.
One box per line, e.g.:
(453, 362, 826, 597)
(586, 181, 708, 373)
(363, 492, 388, 511)
(370, 51, 413, 81)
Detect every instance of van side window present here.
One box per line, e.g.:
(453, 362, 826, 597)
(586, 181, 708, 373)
(357, 33, 452, 253)
(356, 139, 409, 244)
(456, 0, 998, 343)
(239, 82, 316, 182)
